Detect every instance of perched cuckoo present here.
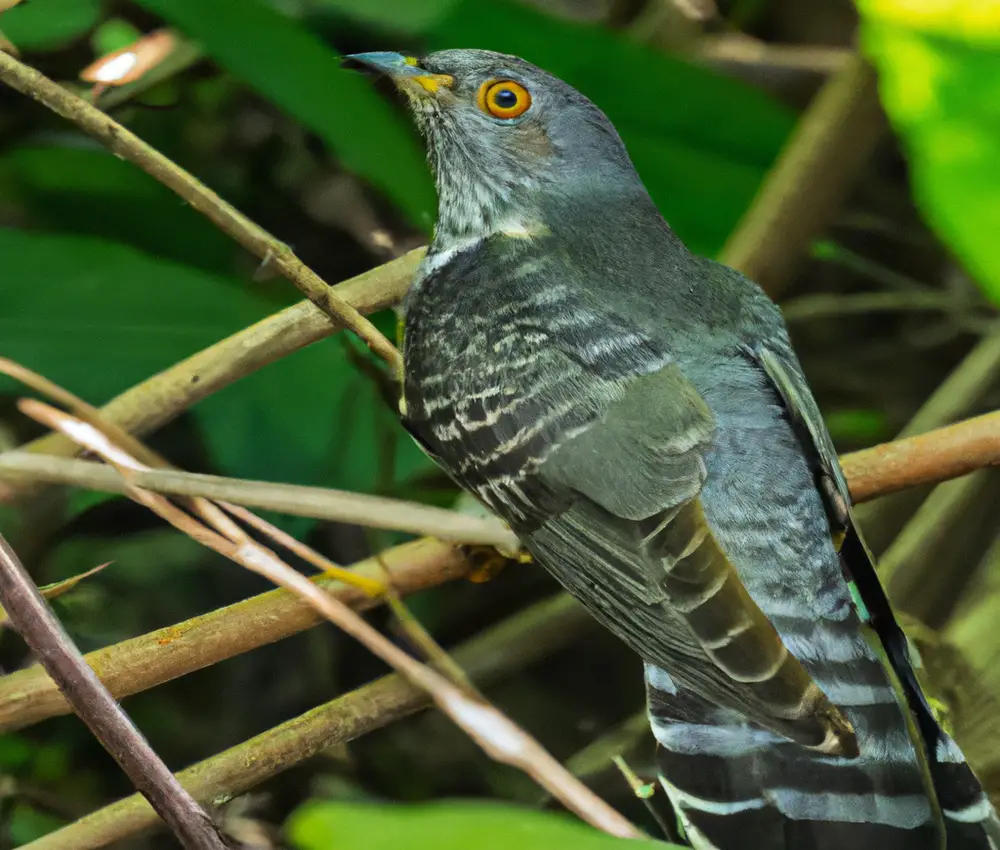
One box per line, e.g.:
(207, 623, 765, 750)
(347, 49, 999, 849)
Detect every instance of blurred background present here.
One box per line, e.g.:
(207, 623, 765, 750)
(0, 0, 998, 847)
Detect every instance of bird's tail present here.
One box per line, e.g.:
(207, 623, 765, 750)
(645, 664, 1000, 850)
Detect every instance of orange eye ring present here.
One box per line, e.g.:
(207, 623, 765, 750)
(477, 79, 532, 120)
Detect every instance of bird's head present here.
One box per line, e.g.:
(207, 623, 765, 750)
(345, 49, 648, 244)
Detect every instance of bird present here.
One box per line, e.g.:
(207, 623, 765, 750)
(346, 49, 999, 849)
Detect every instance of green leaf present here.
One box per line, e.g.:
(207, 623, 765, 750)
(1, 0, 102, 51)
(0, 229, 431, 498)
(287, 800, 674, 850)
(422, 0, 794, 257)
(312, 0, 461, 33)
(131, 0, 435, 226)
(0, 145, 236, 273)
(7, 803, 64, 845)
(91, 17, 143, 55)
(857, 0, 1000, 302)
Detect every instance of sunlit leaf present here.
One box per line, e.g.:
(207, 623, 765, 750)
(287, 801, 674, 850)
(80, 29, 178, 88)
(857, 0, 1000, 302)
(1, 0, 101, 51)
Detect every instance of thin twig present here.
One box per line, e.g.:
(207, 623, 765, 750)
(20, 594, 591, 850)
(720, 51, 885, 296)
(0, 49, 402, 375)
(0, 451, 518, 549)
(0, 534, 229, 850)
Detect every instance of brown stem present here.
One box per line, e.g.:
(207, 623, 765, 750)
(841, 410, 1000, 504)
(2, 411, 998, 731)
(21, 594, 591, 850)
(0, 534, 228, 849)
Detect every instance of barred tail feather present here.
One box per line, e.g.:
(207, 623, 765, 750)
(645, 664, 998, 849)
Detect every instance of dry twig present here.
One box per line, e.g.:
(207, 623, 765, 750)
(0, 451, 518, 549)
(0, 538, 467, 731)
(0, 535, 228, 850)
(842, 410, 1000, 503)
(1, 403, 998, 730)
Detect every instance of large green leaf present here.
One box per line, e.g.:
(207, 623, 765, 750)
(287, 800, 675, 850)
(0, 229, 430, 495)
(857, 0, 1000, 303)
(1, 0, 101, 51)
(0, 145, 236, 274)
(131, 0, 435, 226)
(313, 0, 462, 33)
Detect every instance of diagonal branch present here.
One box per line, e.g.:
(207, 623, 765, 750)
(0, 534, 229, 850)
(1, 406, 996, 733)
(22, 400, 641, 840)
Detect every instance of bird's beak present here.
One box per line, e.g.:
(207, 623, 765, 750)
(343, 52, 454, 97)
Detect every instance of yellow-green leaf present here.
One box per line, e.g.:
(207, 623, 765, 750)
(287, 801, 674, 850)
(857, 0, 1000, 302)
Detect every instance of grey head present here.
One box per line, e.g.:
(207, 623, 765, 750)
(345, 49, 653, 247)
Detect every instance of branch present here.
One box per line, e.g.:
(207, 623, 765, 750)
(0, 534, 228, 850)
(0, 538, 467, 731)
(0, 452, 518, 550)
(856, 326, 1000, 556)
(0, 49, 402, 374)
(20, 594, 591, 850)
(841, 410, 1000, 504)
(6, 409, 998, 529)
(720, 50, 885, 296)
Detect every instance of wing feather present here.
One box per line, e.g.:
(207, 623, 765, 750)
(531, 363, 857, 755)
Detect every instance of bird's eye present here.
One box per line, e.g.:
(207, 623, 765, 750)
(477, 80, 532, 120)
